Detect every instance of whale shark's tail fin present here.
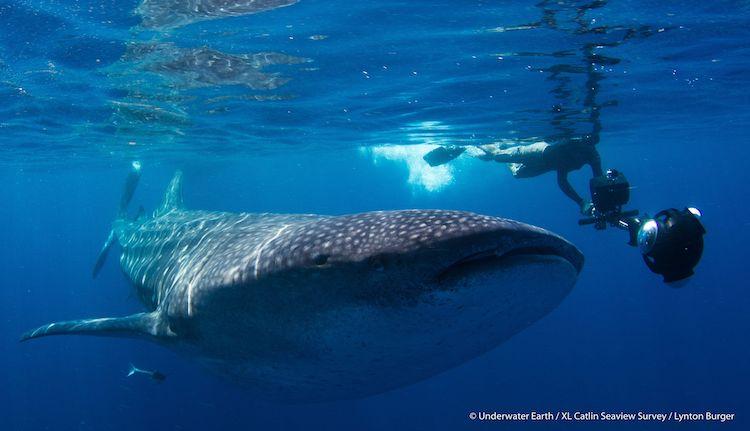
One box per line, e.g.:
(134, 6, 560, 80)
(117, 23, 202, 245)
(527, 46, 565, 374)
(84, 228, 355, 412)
(93, 161, 142, 278)
(155, 170, 184, 216)
(127, 363, 139, 377)
(92, 230, 116, 278)
(119, 161, 142, 218)
(20, 311, 173, 343)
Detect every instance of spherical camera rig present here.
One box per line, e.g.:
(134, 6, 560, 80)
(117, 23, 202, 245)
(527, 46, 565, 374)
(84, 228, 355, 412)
(578, 170, 706, 284)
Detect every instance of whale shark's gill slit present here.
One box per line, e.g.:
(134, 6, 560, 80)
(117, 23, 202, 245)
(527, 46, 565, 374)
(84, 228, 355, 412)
(313, 254, 329, 266)
(185, 226, 221, 316)
(254, 224, 290, 279)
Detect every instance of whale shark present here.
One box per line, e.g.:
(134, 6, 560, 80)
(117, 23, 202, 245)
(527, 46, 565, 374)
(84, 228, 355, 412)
(21, 163, 583, 401)
(136, 0, 299, 29)
(122, 42, 310, 90)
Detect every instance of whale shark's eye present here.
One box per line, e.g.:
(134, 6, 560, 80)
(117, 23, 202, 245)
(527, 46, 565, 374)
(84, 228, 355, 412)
(313, 254, 329, 266)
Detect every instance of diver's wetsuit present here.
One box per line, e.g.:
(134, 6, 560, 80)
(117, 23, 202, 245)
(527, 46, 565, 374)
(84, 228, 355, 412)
(481, 140, 603, 211)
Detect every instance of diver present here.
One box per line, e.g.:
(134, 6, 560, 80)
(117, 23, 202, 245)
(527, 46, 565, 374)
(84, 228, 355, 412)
(424, 137, 603, 214)
(127, 364, 166, 382)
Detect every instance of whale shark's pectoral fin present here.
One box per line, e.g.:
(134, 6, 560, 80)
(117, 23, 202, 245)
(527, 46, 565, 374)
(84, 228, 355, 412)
(20, 312, 174, 343)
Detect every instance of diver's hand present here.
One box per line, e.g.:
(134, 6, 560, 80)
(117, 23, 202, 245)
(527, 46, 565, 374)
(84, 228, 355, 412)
(580, 201, 595, 216)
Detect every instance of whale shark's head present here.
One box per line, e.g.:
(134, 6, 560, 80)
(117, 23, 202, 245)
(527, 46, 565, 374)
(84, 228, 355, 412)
(194, 209, 584, 401)
(252, 210, 583, 304)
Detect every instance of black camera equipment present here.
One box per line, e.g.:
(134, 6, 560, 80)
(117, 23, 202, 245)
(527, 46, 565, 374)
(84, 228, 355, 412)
(579, 169, 706, 283)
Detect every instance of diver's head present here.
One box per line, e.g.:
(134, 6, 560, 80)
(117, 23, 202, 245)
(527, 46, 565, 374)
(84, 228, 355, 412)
(637, 208, 706, 284)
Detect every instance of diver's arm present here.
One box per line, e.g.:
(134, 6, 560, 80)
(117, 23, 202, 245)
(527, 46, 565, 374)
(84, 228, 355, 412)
(557, 170, 584, 208)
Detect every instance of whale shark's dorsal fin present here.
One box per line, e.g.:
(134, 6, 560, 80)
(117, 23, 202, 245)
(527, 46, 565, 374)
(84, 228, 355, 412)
(156, 170, 184, 216)
(20, 311, 174, 342)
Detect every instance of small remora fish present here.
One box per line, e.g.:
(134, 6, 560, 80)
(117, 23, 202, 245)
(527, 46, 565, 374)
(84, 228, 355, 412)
(22, 163, 583, 402)
(127, 364, 166, 382)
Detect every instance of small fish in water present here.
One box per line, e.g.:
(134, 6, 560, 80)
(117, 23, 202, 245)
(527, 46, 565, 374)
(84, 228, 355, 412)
(308, 34, 328, 41)
(127, 364, 166, 382)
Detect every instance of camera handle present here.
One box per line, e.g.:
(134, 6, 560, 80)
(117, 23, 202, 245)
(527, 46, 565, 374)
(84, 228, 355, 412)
(578, 209, 639, 237)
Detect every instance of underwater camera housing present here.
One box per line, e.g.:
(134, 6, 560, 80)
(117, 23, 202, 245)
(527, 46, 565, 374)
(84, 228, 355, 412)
(579, 169, 638, 230)
(591, 169, 629, 214)
(636, 208, 706, 283)
(578, 170, 706, 284)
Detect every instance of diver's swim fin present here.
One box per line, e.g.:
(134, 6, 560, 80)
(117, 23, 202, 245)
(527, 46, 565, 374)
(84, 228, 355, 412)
(423, 146, 466, 167)
(20, 312, 173, 342)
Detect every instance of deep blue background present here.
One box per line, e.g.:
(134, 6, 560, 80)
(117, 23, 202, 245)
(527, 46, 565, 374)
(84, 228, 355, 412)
(1, 0, 749, 429)
(2, 135, 748, 430)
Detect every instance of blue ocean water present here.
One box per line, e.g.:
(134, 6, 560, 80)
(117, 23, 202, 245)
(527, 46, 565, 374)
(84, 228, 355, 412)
(1, 0, 748, 429)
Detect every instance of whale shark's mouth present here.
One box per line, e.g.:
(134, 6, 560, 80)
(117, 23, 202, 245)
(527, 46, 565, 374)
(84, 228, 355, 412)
(435, 246, 580, 283)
